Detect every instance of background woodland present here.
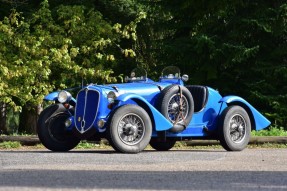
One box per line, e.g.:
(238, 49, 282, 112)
(0, 0, 286, 134)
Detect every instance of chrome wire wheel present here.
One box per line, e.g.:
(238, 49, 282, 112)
(219, 105, 251, 151)
(108, 105, 152, 153)
(167, 94, 189, 123)
(155, 85, 194, 133)
(117, 113, 145, 146)
(228, 114, 247, 143)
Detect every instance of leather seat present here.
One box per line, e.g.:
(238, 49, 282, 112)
(186, 85, 208, 112)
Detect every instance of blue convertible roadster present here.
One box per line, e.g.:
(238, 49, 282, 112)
(37, 66, 270, 153)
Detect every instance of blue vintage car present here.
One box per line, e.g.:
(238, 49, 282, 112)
(37, 66, 270, 153)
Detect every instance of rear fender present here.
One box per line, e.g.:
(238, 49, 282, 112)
(44, 91, 76, 105)
(219, 96, 271, 130)
(116, 93, 173, 131)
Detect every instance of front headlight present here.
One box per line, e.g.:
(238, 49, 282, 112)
(107, 91, 118, 103)
(58, 90, 72, 103)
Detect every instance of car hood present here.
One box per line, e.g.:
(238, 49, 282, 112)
(88, 81, 172, 101)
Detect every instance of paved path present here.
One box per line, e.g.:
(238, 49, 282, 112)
(0, 148, 287, 191)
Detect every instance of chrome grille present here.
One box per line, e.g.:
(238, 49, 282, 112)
(75, 88, 100, 133)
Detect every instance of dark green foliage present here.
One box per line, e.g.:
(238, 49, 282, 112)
(139, 0, 287, 128)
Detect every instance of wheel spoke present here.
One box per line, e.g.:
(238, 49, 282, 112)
(228, 114, 247, 143)
(117, 113, 145, 146)
(167, 94, 189, 123)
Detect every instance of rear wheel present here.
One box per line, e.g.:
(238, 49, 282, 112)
(149, 138, 176, 151)
(37, 104, 80, 151)
(219, 106, 251, 151)
(108, 105, 152, 153)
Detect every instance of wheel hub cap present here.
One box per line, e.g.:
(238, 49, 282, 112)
(123, 124, 138, 136)
(118, 113, 145, 146)
(167, 94, 188, 123)
(229, 114, 246, 143)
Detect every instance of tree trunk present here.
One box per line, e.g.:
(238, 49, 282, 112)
(19, 104, 42, 134)
(0, 103, 8, 134)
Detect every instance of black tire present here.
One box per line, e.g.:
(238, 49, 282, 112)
(149, 138, 176, 151)
(219, 106, 251, 151)
(156, 85, 194, 132)
(37, 104, 80, 151)
(105, 126, 122, 153)
(108, 104, 152, 153)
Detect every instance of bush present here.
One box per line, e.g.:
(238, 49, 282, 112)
(0, 141, 21, 149)
(251, 126, 287, 136)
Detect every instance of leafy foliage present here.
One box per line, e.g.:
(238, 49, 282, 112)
(0, 0, 286, 132)
(139, 0, 287, 128)
(251, 126, 287, 136)
(0, 0, 144, 112)
(0, 141, 21, 149)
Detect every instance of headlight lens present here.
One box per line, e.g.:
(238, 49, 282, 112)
(58, 90, 72, 103)
(107, 91, 117, 103)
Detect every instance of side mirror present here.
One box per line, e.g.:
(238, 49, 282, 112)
(182, 74, 189, 82)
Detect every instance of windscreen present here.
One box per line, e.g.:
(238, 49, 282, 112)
(125, 67, 147, 82)
(161, 66, 181, 79)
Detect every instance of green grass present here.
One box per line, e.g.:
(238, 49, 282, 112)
(248, 143, 287, 149)
(75, 140, 111, 149)
(0, 141, 21, 149)
(251, 126, 287, 136)
(173, 144, 223, 150)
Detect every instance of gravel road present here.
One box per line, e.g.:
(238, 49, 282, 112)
(0, 148, 287, 191)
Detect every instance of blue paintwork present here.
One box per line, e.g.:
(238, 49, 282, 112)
(159, 78, 184, 85)
(44, 91, 76, 104)
(44, 92, 59, 101)
(43, 67, 271, 139)
(116, 93, 173, 131)
(163, 87, 227, 137)
(219, 96, 271, 130)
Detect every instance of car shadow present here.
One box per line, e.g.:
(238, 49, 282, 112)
(0, 169, 286, 190)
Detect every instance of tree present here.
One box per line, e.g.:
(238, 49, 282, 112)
(0, 0, 144, 133)
(141, 0, 287, 128)
(0, 103, 8, 134)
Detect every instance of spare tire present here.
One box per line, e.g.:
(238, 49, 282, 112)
(156, 85, 194, 132)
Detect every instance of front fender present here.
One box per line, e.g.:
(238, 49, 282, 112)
(220, 96, 271, 130)
(44, 92, 59, 101)
(116, 93, 173, 131)
(44, 91, 76, 105)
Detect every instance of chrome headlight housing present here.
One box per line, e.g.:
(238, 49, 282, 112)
(107, 91, 118, 103)
(58, 90, 72, 103)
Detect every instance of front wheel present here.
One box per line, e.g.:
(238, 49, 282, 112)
(37, 104, 80, 151)
(219, 106, 251, 151)
(107, 105, 152, 153)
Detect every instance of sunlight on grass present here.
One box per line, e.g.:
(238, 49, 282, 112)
(0, 141, 21, 149)
(252, 126, 287, 136)
(75, 140, 112, 149)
